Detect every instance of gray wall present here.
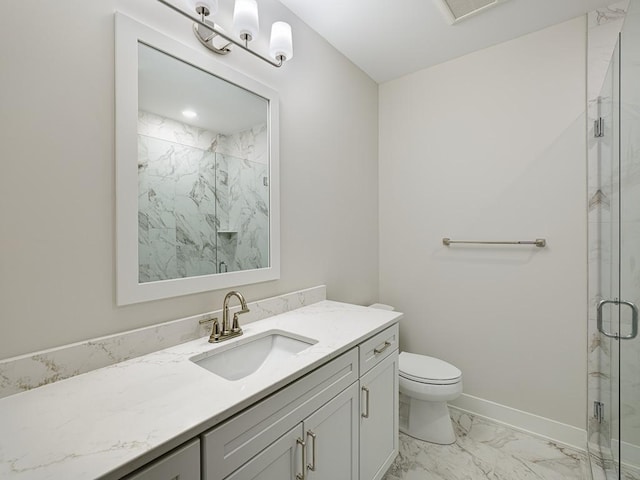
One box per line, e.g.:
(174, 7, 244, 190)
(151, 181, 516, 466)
(379, 17, 588, 429)
(0, 0, 379, 359)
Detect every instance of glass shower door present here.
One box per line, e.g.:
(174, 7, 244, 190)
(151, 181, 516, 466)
(618, 1, 640, 477)
(595, 32, 622, 479)
(597, 2, 640, 477)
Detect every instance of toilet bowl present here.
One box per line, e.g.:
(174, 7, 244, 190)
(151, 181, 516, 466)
(399, 352, 462, 444)
(366, 303, 462, 444)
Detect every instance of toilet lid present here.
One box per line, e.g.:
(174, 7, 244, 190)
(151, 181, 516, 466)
(399, 352, 461, 385)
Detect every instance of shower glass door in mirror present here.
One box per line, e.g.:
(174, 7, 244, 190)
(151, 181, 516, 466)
(137, 43, 269, 282)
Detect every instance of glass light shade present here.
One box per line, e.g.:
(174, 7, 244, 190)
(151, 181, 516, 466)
(233, 0, 259, 41)
(184, 0, 218, 16)
(269, 22, 293, 61)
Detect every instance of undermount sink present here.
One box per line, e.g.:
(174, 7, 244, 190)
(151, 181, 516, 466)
(191, 330, 317, 381)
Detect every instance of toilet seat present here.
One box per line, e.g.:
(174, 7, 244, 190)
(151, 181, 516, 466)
(399, 352, 461, 385)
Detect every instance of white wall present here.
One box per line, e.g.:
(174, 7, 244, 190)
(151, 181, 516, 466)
(379, 17, 588, 428)
(0, 0, 379, 359)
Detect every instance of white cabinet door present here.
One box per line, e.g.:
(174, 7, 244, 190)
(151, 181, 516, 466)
(202, 349, 359, 480)
(359, 351, 399, 480)
(226, 424, 304, 480)
(302, 382, 360, 480)
(125, 439, 200, 480)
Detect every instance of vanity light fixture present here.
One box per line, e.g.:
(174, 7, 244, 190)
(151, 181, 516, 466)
(181, 109, 198, 118)
(157, 0, 293, 67)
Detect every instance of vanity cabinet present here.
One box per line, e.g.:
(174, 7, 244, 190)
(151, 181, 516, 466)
(201, 324, 399, 480)
(360, 353, 399, 480)
(122, 323, 399, 480)
(202, 349, 359, 480)
(357, 324, 399, 480)
(123, 438, 200, 480)
(226, 383, 360, 480)
(301, 382, 360, 479)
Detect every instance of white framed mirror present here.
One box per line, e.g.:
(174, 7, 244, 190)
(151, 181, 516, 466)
(115, 13, 280, 305)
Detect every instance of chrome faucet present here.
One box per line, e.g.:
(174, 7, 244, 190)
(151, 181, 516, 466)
(209, 291, 250, 343)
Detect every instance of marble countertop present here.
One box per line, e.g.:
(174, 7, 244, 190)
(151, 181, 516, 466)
(0, 300, 401, 480)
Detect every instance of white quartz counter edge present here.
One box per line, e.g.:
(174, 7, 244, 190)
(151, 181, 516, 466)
(0, 300, 402, 480)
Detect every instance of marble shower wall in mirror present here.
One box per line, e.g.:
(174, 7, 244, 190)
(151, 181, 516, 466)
(137, 111, 268, 282)
(116, 13, 279, 305)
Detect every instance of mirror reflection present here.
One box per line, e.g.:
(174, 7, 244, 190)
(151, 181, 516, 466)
(137, 43, 269, 283)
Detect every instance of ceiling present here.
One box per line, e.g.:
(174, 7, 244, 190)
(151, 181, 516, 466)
(138, 42, 267, 133)
(278, 0, 620, 83)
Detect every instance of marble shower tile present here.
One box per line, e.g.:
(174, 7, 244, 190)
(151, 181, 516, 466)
(215, 154, 231, 231)
(217, 232, 239, 272)
(588, 2, 629, 102)
(175, 206, 209, 248)
(174, 157, 217, 215)
(144, 185, 176, 230)
(147, 228, 178, 281)
(138, 111, 217, 151)
(225, 156, 269, 270)
(176, 244, 201, 278)
(139, 119, 223, 281)
(215, 123, 268, 164)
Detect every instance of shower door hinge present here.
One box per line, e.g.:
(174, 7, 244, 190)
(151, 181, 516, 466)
(594, 401, 604, 423)
(594, 117, 605, 138)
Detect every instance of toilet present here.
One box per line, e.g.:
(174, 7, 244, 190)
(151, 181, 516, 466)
(399, 352, 462, 444)
(369, 303, 463, 445)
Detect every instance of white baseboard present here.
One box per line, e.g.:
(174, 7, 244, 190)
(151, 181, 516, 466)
(450, 393, 587, 451)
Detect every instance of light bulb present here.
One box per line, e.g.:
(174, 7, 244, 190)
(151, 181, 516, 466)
(233, 0, 259, 42)
(269, 22, 293, 62)
(184, 0, 218, 16)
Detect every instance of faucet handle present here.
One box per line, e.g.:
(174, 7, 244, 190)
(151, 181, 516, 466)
(208, 318, 221, 343)
(231, 313, 243, 334)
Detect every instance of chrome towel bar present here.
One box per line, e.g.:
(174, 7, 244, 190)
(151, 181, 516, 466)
(442, 238, 546, 247)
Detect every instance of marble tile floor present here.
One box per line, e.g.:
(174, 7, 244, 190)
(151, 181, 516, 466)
(383, 408, 591, 480)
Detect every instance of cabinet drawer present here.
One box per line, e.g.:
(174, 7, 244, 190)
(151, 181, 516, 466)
(359, 324, 399, 375)
(123, 438, 199, 480)
(202, 348, 358, 480)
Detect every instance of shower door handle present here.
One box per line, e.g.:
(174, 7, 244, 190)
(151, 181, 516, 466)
(597, 299, 638, 339)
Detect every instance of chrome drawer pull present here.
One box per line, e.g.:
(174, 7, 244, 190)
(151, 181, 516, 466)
(296, 438, 306, 480)
(374, 341, 391, 354)
(307, 430, 317, 471)
(361, 386, 370, 418)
